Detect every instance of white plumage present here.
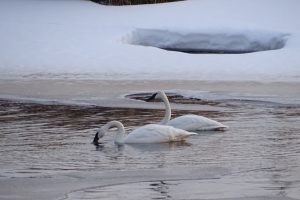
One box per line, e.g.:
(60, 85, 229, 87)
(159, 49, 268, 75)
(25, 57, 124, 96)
(148, 91, 228, 131)
(167, 114, 228, 131)
(96, 120, 197, 145)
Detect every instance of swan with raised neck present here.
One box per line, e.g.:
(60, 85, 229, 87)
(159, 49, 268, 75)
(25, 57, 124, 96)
(147, 91, 228, 131)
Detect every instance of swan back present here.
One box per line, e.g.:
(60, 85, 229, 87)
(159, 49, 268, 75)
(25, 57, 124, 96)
(125, 124, 196, 144)
(167, 114, 228, 131)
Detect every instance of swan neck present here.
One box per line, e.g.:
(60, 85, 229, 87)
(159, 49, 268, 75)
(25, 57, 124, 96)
(159, 91, 171, 124)
(104, 121, 126, 144)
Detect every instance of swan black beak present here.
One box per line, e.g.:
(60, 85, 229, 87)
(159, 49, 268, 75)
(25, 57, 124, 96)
(93, 132, 100, 146)
(146, 92, 158, 102)
(93, 129, 105, 146)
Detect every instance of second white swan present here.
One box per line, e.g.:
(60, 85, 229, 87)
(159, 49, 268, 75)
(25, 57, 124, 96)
(146, 91, 228, 131)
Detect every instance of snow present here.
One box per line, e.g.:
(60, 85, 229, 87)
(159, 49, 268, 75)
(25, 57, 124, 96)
(0, 0, 300, 81)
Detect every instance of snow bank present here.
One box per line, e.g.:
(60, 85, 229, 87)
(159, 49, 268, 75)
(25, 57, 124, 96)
(0, 0, 299, 81)
(126, 29, 288, 53)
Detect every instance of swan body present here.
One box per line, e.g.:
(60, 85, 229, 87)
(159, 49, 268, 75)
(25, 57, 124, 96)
(147, 91, 228, 131)
(96, 121, 196, 145)
(167, 114, 227, 131)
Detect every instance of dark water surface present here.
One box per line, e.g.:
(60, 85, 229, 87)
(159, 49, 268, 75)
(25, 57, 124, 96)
(0, 97, 300, 200)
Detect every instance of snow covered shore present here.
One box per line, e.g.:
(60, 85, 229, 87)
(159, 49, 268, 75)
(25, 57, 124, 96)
(0, 0, 299, 81)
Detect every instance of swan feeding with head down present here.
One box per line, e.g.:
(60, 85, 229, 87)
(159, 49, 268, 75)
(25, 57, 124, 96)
(93, 120, 197, 145)
(146, 91, 228, 131)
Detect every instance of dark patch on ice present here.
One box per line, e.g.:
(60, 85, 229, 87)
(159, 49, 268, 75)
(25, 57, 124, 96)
(126, 92, 221, 106)
(161, 47, 258, 54)
(126, 92, 300, 109)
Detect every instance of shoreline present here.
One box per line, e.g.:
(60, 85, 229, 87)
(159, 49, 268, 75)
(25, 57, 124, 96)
(0, 167, 227, 200)
(0, 79, 299, 109)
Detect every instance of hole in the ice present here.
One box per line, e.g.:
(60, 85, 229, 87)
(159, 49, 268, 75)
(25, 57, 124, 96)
(126, 29, 288, 54)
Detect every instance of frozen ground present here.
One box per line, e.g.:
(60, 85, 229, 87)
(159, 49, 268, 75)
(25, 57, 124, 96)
(0, 0, 300, 81)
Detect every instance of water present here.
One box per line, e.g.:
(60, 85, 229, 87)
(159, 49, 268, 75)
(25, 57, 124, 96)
(0, 93, 300, 200)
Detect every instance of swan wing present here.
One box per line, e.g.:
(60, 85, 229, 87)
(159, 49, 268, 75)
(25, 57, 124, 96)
(167, 114, 228, 131)
(125, 124, 196, 143)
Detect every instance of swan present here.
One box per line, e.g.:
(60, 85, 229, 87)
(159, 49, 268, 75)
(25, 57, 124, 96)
(146, 91, 228, 131)
(93, 120, 196, 145)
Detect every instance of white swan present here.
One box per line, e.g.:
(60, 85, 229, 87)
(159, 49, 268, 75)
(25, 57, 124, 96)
(93, 120, 196, 145)
(147, 91, 228, 131)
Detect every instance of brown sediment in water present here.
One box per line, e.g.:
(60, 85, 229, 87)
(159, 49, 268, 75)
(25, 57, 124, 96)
(0, 99, 229, 130)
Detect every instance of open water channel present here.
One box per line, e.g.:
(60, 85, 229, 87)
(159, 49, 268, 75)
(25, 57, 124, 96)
(0, 79, 299, 200)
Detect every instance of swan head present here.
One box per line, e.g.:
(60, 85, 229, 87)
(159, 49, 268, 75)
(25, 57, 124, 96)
(92, 128, 105, 146)
(146, 92, 158, 102)
(146, 91, 167, 102)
